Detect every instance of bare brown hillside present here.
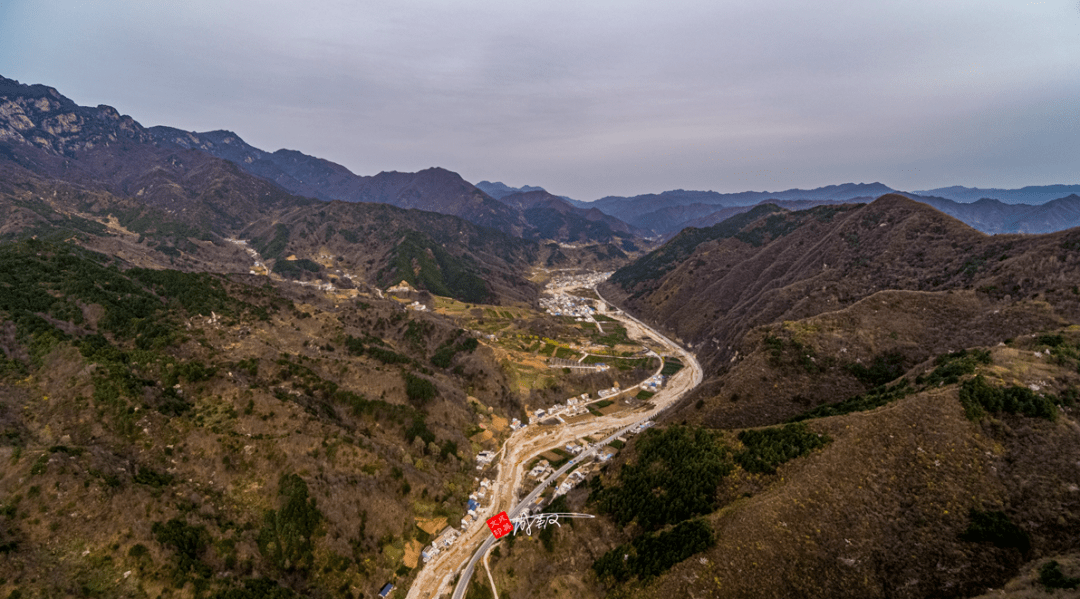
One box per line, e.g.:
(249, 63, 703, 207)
(684, 290, 1068, 429)
(487, 339, 1080, 599)
(603, 195, 1080, 380)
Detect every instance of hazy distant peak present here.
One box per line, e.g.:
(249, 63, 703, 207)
(773, 182, 895, 197)
(475, 180, 548, 200)
(913, 184, 1080, 205)
(417, 166, 458, 177)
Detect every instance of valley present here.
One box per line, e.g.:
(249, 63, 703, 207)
(408, 273, 703, 599)
(2, 73, 1080, 599)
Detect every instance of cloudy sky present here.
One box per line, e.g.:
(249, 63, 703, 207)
(2, 0, 1078, 200)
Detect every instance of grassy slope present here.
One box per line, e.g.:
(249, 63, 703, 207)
(0, 240, 523, 599)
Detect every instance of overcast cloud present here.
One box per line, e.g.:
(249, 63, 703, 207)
(2, 0, 1078, 199)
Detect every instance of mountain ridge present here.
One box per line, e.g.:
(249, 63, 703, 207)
(0, 75, 544, 303)
(149, 125, 530, 235)
(149, 128, 644, 245)
(603, 193, 1080, 377)
(914, 183, 1080, 204)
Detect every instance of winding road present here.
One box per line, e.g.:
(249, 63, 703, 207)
(407, 280, 703, 599)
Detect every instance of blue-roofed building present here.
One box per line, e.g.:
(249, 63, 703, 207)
(379, 582, 394, 597)
(467, 498, 479, 511)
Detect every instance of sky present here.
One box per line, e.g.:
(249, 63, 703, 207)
(2, 0, 1079, 200)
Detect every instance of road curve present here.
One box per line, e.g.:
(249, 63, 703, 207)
(445, 289, 703, 599)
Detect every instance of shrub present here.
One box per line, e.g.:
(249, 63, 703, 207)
(209, 577, 300, 599)
(735, 423, 829, 474)
(594, 426, 731, 530)
(846, 352, 908, 387)
(439, 440, 458, 459)
(404, 320, 433, 348)
(1039, 560, 1080, 590)
(404, 372, 437, 405)
(29, 454, 48, 476)
(367, 346, 410, 365)
(593, 519, 714, 583)
(152, 518, 210, 583)
(959, 375, 1056, 421)
(133, 467, 174, 488)
(1036, 334, 1066, 348)
(916, 349, 992, 387)
(959, 509, 1030, 553)
(258, 474, 323, 572)
(789, 379, 911, 422)
(128, 543, 149, 559)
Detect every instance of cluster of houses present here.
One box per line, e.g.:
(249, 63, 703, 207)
(421, 478, 494, 565)
(597, 443, 620, 462)
(419, 417, 656, 568)
(539, 293, 598, 319)
(423, 526, 458, 564)
(406, 301, 427, 311)
(386, 280, 414, 294)
(459, 479, 492, 529)
(563, 441, 587, 456)
(547, 357, 610, 372)
(533, 392, 603, 423)
(555, 469, 588, 496)
(640, 374, 666, 393)
(225, 238, 269, 276)
(534, 460, 601, 504)
(529, 459, 554, 481)
(227, 239, 407, 305)
(568, 393, 590, 406)
(597, 385, 623, 399)
(545, 271, 613, 291)
(471, 329, 497, 341)
(294, 279, 339, 293)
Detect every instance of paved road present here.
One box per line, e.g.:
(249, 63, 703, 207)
(446, 287, 703, 599)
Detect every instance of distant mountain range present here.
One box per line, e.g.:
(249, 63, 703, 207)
(568, 183, 1080, 237)
(914, 184, 1080, 204)
(4, 72, 1080, 249)
(148, 129, 641, 246)
(151, 125, 525, 231)
(910, 193, 1080, 235)
(474, 180, 548, 199)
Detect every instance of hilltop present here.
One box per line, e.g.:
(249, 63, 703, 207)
(602, 195, 1080, 377)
